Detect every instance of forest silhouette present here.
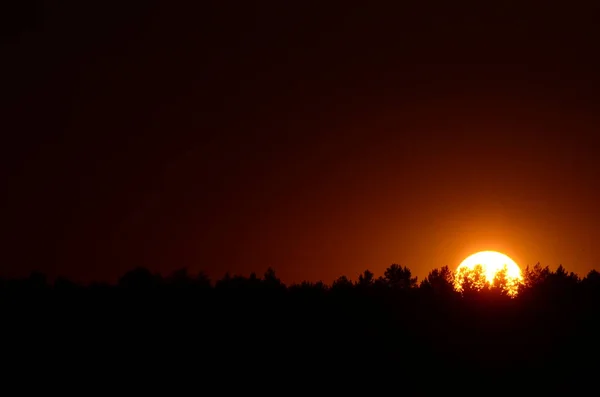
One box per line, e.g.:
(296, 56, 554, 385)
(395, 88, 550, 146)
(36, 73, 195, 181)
(2, 263, 598, 389)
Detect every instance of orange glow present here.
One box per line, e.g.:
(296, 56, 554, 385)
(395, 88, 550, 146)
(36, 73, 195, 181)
(454, 250, 524, 297)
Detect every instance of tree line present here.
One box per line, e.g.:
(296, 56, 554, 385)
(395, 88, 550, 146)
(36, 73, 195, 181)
(1, 262, 598, 389)
(3, 262, 598, 299)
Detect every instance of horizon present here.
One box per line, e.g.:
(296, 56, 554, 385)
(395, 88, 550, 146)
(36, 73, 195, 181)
(5, 259, 592, 289)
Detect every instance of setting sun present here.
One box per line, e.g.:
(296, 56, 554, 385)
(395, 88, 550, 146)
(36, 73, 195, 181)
(454, 251, 524, 296)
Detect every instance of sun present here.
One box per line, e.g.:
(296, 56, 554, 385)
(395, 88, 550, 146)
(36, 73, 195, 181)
(454, 250, 524, 296)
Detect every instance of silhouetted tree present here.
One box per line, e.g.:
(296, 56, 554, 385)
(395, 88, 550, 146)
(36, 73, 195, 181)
(53, 276, 79, 292)
(545, 264, 579, 298)
(419, 266, 455, 295)
(262, 267, 285, 289)
(553, 264, 579, 284)
(166, 268, 192, 287)
(290, 280, 328, 293)
(523, 262, 550, 288)
(583, 269, 600, 283)
(194, 271, 211, 289)
(581, 269, 600, 307)
(382, 264, 417, 289)
(455, 264, 487, 297)
(488, 266, 515, 298)
(356, 269, 375, 288)
(582, 269, 600, 290)
(215, 272, 232, 289)
(118, 267, 161, 290)
(332, 275, 353, 291)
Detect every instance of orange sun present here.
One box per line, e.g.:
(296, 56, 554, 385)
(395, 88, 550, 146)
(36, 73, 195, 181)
(454, 250, 524, 296)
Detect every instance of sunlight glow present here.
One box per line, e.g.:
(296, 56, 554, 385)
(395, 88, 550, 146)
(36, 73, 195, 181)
(454, 250, 524, 297)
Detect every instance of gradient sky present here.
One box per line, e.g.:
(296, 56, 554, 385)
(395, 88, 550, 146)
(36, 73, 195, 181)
(3, 1, 600, 284)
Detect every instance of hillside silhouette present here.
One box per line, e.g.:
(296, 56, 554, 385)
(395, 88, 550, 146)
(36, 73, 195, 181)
(2, 263, 598, 390)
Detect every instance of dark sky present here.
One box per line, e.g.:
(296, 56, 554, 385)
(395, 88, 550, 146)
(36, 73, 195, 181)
(3, 1, 600, 283)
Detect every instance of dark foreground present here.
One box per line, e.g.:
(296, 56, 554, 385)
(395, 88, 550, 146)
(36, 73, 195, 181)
(1, 266, 599, 392)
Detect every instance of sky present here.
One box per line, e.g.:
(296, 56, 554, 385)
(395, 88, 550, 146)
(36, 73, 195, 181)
(3, 1, 600, 284)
